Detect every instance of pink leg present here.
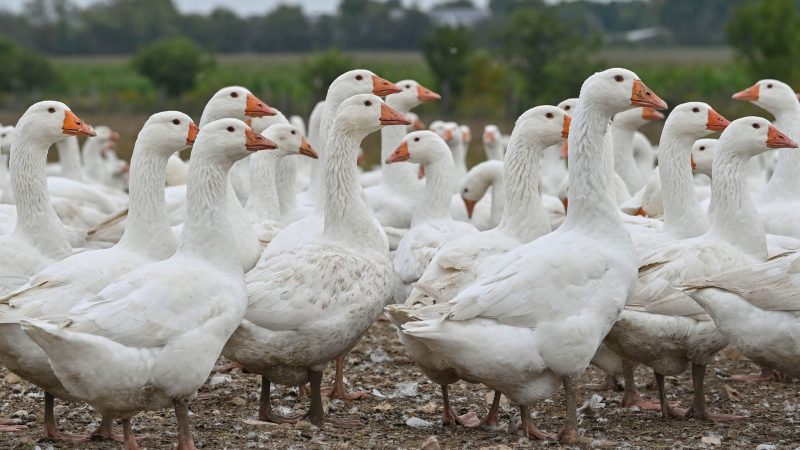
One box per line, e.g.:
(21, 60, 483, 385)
(0, 418, 27, 432)
(729, 366, 781, 383)
(173, 400, 197, 450)
(320, 354, 369, 400)
(685, 364, 747, 422)
(621, 361, 663, 410)
(122, 419, 140, 450)
(258, 377, 304, 424)
(655, 372, 688, 420)
(440, 384, 480, 428)
(519, 405, 555, 440)
(43, 393, 89, 441)
(558, 375, 616, 447)
(481, 391, 502, 429)
(308, 370, 360, 428)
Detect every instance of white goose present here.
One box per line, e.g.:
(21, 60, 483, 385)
(222, 95, 400, 425)
(20, 119, 276, 450)
(603, 117, 797, 421)
(612, 107, 664, 193)
(540, 98, 574, 197)
(0, 111, 196, 441)
(387, 105, 569, 428)
(0, 102, 95, 295)
(400, 69, 666, 443)
(482, 125, 505, 161)
(459, 160, 504, 230)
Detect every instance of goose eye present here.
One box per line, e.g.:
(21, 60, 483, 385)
(545, 112, 554, 119)
(405, 85, 411, 89)
(463, 188, 468, 193)
(355, 75, 363, 81)
(291, 130, 296, 135)
(699, 146, 705, 151)
(172, 119, 180, 125)
(692, 107, 700, 113)
(753, 123, 761, 129)
(48, 107, 56, 113)
(614, 75, 624, 82)
(227, 126, 235, 132)
(364, 100, 372, 107)
(414, 137, 420, 142)
(767, 84, 773, 89)
(564, 105, 571, 111)
(230, 92, 239, 98)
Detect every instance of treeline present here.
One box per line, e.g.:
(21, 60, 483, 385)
(0, 0, 751, 56)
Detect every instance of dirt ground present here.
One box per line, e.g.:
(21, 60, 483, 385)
(1, 320, 798, 450)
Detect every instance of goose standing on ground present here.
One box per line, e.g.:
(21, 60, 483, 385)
(0, 112, 197, 441)
(400, 69, 666, 443)
(0, 102, 95, 295)
(223, 95, 404, 425)
(387, 105, 570, 429)
(603, 117, 797, 422)
(732, 79, 800, 238)
(365, 80, 440, 228)
(20, 119, 276, 450)
(390, 130, 479, 303)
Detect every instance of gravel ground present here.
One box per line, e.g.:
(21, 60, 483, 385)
(1, 320, 798, 450)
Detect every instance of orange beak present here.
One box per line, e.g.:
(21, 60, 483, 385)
(417, 164, 425, 179)
(484, 131, 496, 143)
(561, 197, 569, 212)
(641, 107, 665, 121)
(767, 125, 799, 149)
(631, 79, 668, 110)
(373, 75, 402, 96)
(62, 110, 96, 137)
(732, 83, 759, 102)
(562, 115, 571, 139)
(706, 109, 730, 132)
(560, 140, 569, 159)
(386, 140, 411, 163)
(691, 155, 697, 172)
(635, 207, 647, 217)
(245, 93, 276, 117)
(299, 136, 318, 159)
(186, 122, 199, 146)
(110, 131, 121, 142)
(413, 118, 426, 130)
(416, 84, 441, 102)
(462, 196, 477, 219)
(443, 128, 454, 142)
(379, 103, 411, 126)
(245, 127, 277, 151)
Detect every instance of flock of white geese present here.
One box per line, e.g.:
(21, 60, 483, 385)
(0, 68, 798, 448)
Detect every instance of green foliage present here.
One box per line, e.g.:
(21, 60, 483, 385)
(726, 0, 800, 86)
(132, 38, 212, 97)
(421, 26, 473, 112)
(0, 37, 58, 92)
(300, 49, 356, 100)
(457, 51, 511, 118)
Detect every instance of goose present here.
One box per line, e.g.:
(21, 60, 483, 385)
(244, 123, 318, 246)
(633, 130, 658, 178)
(482, 125, 505, 161)
(733, 79, 800, 239)
(603, 117, 797, 421)
(0, 111, 196, 441)
(390, 130, 479, 303)
(441, 122, 468, 188)
(387, 105, 569, 428)
(231, 109, 291, 206)
(55, 136, 84, 181)
(406, 111, 426, 131)
(365, 80, 440, 228)
(222, 95, 402, 425)
(459, 160, 504, 230)
(680, 251, 800, 381)
(540, 98, 575, 197)
(20, 119, 276, 450)
(165, 155, 189, 186)
(612, 107, 664, 193)
(399, 69, 666, 443)
(0, 102, 95, 295)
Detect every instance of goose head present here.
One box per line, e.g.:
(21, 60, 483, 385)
(483, 125, 501, 145)
(329, 70, 402, 101)
(440, 122, 463, 149)
(387, 80, 441, 111)
(406, 112, 426, 131)
(386, 130, 451, 168)
(333, 94, 410, 137)
(138, 111, 198, 156)
(664, 102, 730, 139)
(558, 98, 578, 113)
(15, 101, 95, 144)
(459, 160, 503, 218)
(580, 68, 667, 115)
(719, 117, 798, 159)
(0, 126, 14, 154)
(613, 107, 665, 130)
(515, 105, 571, 149)
(201, 86, 275, 125)
(460, 125, 472, 146)
(428, 120, 445, 137)
(732, 79, 799, 115)
(261, 124, 318, 159)
(691, 138, 716, 177)
(194, 118, 278, 164)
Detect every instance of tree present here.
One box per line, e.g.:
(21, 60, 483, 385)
(0, 37, 58, 92)
(727, 0, 800, 86)
(421, 26, 473, 112)
(132, 38, 211, 96)
(300, 49, 355, 100)
(252, 5, 312, 53)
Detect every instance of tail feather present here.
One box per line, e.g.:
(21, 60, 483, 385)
(86, 208, 129, 237)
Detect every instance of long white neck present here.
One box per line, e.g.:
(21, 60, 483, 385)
(0, 154, 8, 185)
(612, 125, 644, 193)
(561, 104, 626, 238)
(179, 154, 242, 273)
(56, 136, 83, 181)
(488, 174, 504, 229)
(82, 137, 106, 183)
(381, 124, 420, 188)
(485, 140, 504, 161)
(11, 136, 71, 258)
(276, 156, 298, 217)
(498, 134, 550, 241)
(116, 141, 174, 258)
(310, 97, 344, 210)
(659, 128, 709, 238)
(708, 149, 766, 261)
(323, 127, 386, 251)
(452, 141, 467, 187)
(244, 151, 281, 222)
(411, 157, 454, 226)
(760, 105, 800, 203)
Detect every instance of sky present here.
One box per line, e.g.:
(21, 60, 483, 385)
(0, 0, 495, 15)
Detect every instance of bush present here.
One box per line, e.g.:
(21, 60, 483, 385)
(300, 49, 355, 100)
(421, 26, 473, 112)
(0, 38, 58, 92)
(132, 37, 212, 97)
